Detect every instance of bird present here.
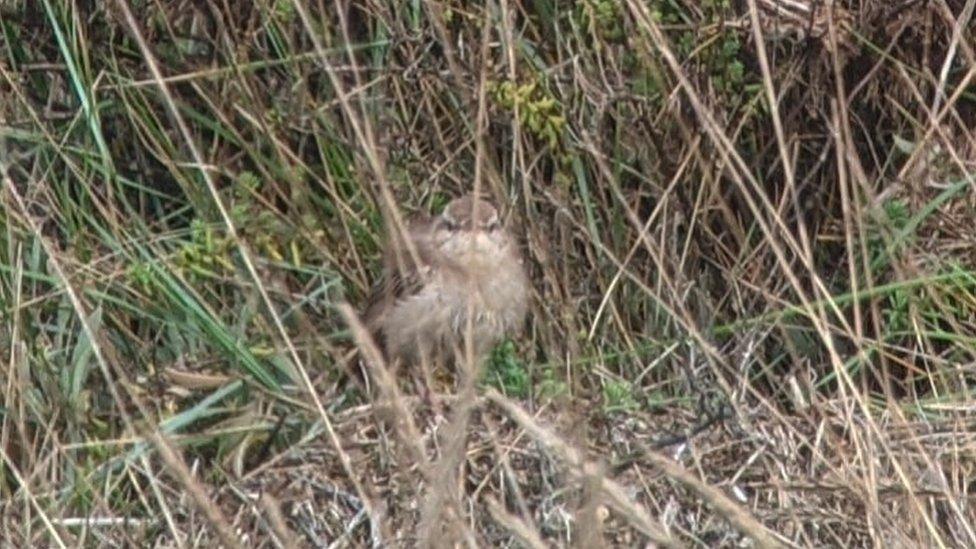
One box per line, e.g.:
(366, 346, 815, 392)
(362, 193, 529, 374)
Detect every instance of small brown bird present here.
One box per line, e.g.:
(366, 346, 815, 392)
(363, 194, 529, 371)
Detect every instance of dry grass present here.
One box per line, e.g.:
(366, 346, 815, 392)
(2, 0, 976, 546)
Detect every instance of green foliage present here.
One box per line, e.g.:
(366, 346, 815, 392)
(174, 218, 234, 281)
(711, 31, 744, 94)
(649, 0, 686, 24)
(536, 365, 569, 402)
(490, 79, 565, 150)
(578, 0, 625, 43)
(603, 379, 640, 413)
(272, 0, 295, 21)
(883, 282, 911, 335)
(229, 170, 320, 269)
(128, 260, 158, 296)
(483, 340, 530, 398)
(618, 0, 746, 108)
(694, 0, 746, 96)
(702, 0, 731, 9)
(866, 198, 911, 270)
(430, 191, 453, 216)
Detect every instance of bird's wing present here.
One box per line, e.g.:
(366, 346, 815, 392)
(362, 216, 438, 337)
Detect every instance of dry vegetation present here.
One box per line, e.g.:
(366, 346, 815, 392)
(2, 0, 976, 546)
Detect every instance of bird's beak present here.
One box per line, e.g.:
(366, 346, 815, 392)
(473, 231, 493, 250)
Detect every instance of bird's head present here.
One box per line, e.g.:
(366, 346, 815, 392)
(434, 194, 507, 260)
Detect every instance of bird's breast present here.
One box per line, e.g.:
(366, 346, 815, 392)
(450, 254, 527, 330)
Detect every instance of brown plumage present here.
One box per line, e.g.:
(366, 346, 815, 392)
(363, 194, 529, 368)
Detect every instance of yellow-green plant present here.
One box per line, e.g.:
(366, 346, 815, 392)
(491, 79, 565, 150)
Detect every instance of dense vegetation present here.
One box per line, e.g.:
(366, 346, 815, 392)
(2, 0, 975, 546)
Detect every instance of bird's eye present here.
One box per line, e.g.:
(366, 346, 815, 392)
(443, 219, 460, 231)
(486, 220, 500, 231)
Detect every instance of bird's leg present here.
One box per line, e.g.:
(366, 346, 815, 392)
(415, 344, 444, 417)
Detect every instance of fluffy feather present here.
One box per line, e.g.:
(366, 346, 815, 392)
(363, 194, 529, 366)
